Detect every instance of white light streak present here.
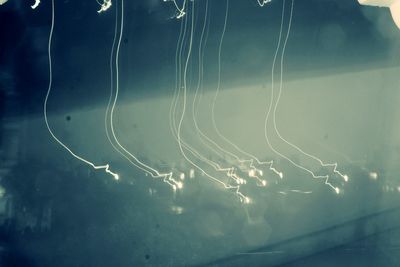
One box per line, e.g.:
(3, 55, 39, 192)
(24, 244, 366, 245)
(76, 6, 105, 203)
(31, 0, 40, 9)
(97, 0, 112, 13)
(171, 0, 249, 202)
(279, 190, 313, 195)
(164, 0, 187, 19)
(196, 0, 282, 186)
(44, 0, 119, 180)
(102, 0, 182, 190)
(257, 0, 272, 7)
(263, 0, 347, 193)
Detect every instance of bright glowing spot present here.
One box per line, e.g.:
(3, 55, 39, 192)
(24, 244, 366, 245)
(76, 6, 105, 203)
(335, 187, 340, 194)
(164, 0, 186, 19)
(176, 181, 183, 189)
(279, 172, 283, 179)
(237, 178, 246, 185)
(258, 170, 263, 176)
(180, 172, 185, 180)
(244, 197, 251, 204)
(343, 175, 349, 182)
(369, 172, 378, 180)
(31, 0, 40, 9)
(189, 169, 195, 178)
(248, 169, 255, 177)
(114, 173, 120, 180)
(261, 180, 267, 187)
(171, 205, 184, 215)
(397, 186, 400, 193)
(97, 0, 112, 13)
(0, 0, 8, 6)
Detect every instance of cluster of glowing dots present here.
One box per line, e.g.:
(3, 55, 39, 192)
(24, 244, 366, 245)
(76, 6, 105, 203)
(248, 169, 267, 187)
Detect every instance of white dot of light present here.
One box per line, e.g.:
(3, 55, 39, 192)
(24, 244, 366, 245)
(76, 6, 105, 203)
(369, 172, 378, 180)
(176, 181, 183, 189)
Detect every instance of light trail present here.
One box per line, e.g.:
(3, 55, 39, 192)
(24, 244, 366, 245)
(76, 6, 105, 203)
(104, 0, 182, 190)
(192, 4, 226, 160)
(278, 190, 313, 195)
(168, 1, 254, 189)
(31, 0, 40, 9)
(164, 0, 187, 19)
(190, 0, 279, 186)
(263, 0, 347, 193)
(44, 0, 119, 180)
(96, 0, 112, 13)
(172, 0, 250, 202)
(256, 0, 272, 7)
(165, 0, 275, 194)
(199, 0, 283, 183)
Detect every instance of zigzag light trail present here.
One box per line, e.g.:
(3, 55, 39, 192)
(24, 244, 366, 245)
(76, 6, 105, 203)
(166, 0, 280, 191)
(165, 0, 187, 19)
(203, 0, 283, 183)
(169, 0, 264, 193)
(167, 7, 232, 184)
(173, 0, 250, 202)
(96, 0, 112, 13)
(164, 0, 269, 184)
(263, 0, 348, 193)
(44, 0, 119, 180)
(192, 2, 227, 161)
(171, 0, 265, 184)
(257, 0, 272, 7)
(104, 0, 182, 190)
(189, 0, 277, 186)
(170, 0, 232, 173)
